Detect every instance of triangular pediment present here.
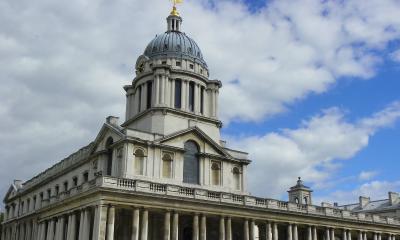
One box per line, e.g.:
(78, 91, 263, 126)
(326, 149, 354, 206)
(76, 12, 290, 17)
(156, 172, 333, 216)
(156, 127, 231, 158)
(90, 123, 126, 154)
(3, 182, 21, 202)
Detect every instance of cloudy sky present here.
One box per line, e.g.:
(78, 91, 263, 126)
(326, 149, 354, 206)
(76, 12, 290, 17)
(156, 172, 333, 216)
(1, 0, 400, 206)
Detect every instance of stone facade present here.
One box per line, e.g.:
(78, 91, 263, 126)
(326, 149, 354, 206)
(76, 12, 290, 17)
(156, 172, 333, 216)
(2, 6, 400, 240)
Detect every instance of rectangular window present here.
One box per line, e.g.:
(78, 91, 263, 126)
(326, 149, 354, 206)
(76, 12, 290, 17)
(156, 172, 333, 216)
(200, 87, 204, 114)
(137, 85, 142, 112)
(64, 181, 69, 192)
(47, 189, 51, 199)
(174, 80, 182, 109)
(55, 185, 59, 195)
(33, 196, 36, 210)
(189, 64, 194, 69)
(73, 177, 78, 187)
(83, 172, 89, 182)
(176, 61, 181, 67)
(189, 82, 195, 112)
(146, 81, 152, 109)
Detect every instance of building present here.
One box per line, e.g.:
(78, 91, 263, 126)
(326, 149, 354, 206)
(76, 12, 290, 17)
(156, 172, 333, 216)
(2, 4, 400, 240)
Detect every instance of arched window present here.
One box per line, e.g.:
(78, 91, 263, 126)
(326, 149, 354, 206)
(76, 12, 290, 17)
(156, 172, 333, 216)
(188, 82, 195, 112)
(106, 137, 114, 176)
(232, 167, 241, 190)
(162, 153, 173, 178)
(211, 162, 221, 186)
(183, 141, 200, 184)
(295, 197, 299, 204)
(304, 197, 308, 205)
(134, 149, 145, 175)
(146, 81, 153, 109)
(174, 79, 182, 109)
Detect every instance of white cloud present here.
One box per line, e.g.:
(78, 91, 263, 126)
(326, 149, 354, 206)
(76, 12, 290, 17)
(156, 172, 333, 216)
(227, 102, 400, 199)
(358, 171, 378, 181)
(390, 49, 400, 62)
(1, 0, 400, 199)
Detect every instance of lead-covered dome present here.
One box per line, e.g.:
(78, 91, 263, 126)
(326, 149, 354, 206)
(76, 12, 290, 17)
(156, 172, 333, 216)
(143, 10, 208, 69)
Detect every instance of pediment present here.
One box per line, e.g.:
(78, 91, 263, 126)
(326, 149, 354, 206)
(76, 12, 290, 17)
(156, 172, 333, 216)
(157, 127, 231, 158)
(3, 183, 19, 202)
(91, 123, 126, 154)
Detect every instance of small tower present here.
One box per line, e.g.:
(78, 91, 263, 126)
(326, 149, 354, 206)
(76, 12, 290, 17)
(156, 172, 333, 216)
(288, 177, 313, 205)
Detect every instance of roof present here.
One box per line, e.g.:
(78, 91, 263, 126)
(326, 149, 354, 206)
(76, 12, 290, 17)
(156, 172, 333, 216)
(339, 199, 400, 213)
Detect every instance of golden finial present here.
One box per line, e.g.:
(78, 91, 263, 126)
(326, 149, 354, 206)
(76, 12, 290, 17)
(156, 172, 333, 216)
(170, 0, 183, 16)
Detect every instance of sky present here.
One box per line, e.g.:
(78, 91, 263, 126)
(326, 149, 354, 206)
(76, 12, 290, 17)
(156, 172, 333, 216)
(1, 0, 400, 206)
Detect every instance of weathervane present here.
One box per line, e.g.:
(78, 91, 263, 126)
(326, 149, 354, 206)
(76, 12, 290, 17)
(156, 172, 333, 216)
(170, 0, 183, 16)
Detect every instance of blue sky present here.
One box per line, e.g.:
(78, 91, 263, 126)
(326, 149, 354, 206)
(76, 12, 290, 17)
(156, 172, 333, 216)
(1, 0, 400, 205)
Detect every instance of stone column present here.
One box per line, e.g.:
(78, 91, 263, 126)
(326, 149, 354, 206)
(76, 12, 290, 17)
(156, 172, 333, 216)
(78, 211, 85, 240)
(47, 219, 55, 240)
(219, 216, 225, 240)
(273, 223, 279, 240)
(92, 205, 107, 240)
(192, 214, 199, 240)
(288, 224, 293, 240)
(141, 209, 148, 240)
(36, 223, 42, 240)
(307, 226, 313, 240)
(343, 230, 348, 240)
(172, 212, 179, 240)
(377, 234, 381, 240)
(358, 232, 363, 240)
(244, 219, 249, 240)
(348, 231, 352, 240)
(164, 211, 171, 240)
(58, 217, 65, 240)
(20, 223, 25, 240)
(200, 215, 206, 240)
(132, 208, 140, 240)
(226, 217, 232, 240)
(250, 220, 255, 240)
(293, 224, 298, 240)
(325, 228, 330, 240)
(107, 206, 115, 240)
(392, 235, 396, 240)
(331, 229, 335, 240)
(267, 222, 273, 240)
(313, 227, 318, 240)
(374, 233, 378, 240)
(67, 213, 77, 240)
(81, 210, 91, 240)
(363, 232, 367, 240)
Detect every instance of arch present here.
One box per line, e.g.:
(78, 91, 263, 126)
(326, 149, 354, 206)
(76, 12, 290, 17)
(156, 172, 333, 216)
(134, 149, 145, 175)
(183, 141, 200, 184)
(211, 162, 221, 186)
(232, 167, 241, 190)
(162, 153, 173, 178)
(106, 137, 114, 176)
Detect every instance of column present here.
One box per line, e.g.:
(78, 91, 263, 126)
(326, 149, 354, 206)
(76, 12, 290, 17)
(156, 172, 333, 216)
(250, 220, 255, 240)
(363, 233, 367, 240)
(219, 216, 225, 240)
(164, 211, 171, 240)
(273, 223, 279, 240)
(192, 214, 199, 240)
(171, 212, 179, 240)
(92, 205, 107, 240)
(20, 223, 25, 240)
(1, 226, 5, 240)
(55, 219, 61, 240)
(288, 224, 293, 240)
(374, 233, 378, 240)
(67, 214, 77, 240)
(81, 210, 91, 240)
(307, 226, 312, 240)
(244, 219, 249, 240)
(393, 235, 396, 240)
(267, 222, 273, 240)
(107, 206, 115, 240)
(58, 217, 65, 240)
(343, 230, 348, 240)
(377, 234, 381, 240)
(348, 231, 352, 240)
(358, 232, 363, 240)
(293, 225, 298, 240)
(325, 228, 330, 240)
(140, 209, 148, 240)
(47, 219, 55, 240)
(226, 217, 232, 240)
(78, 211, 85, 240)
(331, 229, 335, 240)
(132, 208, 140, 240)
(313, 227, 318, 240)
(200, 215, 206, 240)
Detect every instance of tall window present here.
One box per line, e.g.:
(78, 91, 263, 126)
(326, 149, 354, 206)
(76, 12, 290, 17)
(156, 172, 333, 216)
(146, 81, 152, 109)
(174, 79, 182, 108)
(200, 87, 204, 114)
(233, 167, 241, 190)
(162, 153, 173, 178)
(211, 162, 221, 186)
(183, 141, 200, 184)
(189, 82, 195, 112)
(137, 85, 142, 112)
(134, 149, 145, 175)
(106, 137, 114, 176)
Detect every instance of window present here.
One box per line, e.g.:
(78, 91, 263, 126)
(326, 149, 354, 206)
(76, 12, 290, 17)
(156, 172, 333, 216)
(162, 60, 167, 65)
(176, 61, 181, 67)
(183, 141, 200, 184)
(189, 64, 194, 69)
(27, 199, 30, 212)
(137, 86, 142, 112)
(200, 87, 204, 114)
(47, 189, 51, 199)
(33, 196, 36, 210)
(73, 177, 78, 187)
(147, 81, 153, 109)
(83, 172, 89, 182)
(233, 167, 241, 190)
(295, 197, 299, 204)
(304, 197, 308, 205)
(55, 185, 59, 196)
(162, 153, 173, 178)
(21, 201, 24, 214)
(134, 149, 145, 175)
(106, 137, 114, 176)
(174, 79, 182, 109)
(211, 162, 221, 186)
(188, 82, 195, 112)
(200, 69, 203, 74)
(39, 192, 43, 201)
(64, 181, 69, 192)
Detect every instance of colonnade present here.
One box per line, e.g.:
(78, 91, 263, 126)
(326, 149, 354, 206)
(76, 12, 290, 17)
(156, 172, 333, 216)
(2, 206, 399, 240)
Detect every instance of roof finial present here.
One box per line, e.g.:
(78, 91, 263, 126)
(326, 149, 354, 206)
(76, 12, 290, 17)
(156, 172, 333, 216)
(170, 0, 183, 16)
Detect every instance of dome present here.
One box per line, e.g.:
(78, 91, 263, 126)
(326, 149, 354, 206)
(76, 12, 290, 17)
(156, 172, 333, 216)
(144, 31, 208, 69)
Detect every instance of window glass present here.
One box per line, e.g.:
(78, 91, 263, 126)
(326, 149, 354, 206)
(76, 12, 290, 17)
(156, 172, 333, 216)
(174, 80, 182, 108)
(189, 82, 195, 112)
(134, 149, 145, 175)
(183, 141, 199, 184)
(211, 162, 221, 186)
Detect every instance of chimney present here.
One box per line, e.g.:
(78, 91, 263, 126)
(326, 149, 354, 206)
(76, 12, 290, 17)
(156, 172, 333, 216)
(359, 196, 370, 208)
(389, 192, 399, 205)
(106, 116, 119, 126)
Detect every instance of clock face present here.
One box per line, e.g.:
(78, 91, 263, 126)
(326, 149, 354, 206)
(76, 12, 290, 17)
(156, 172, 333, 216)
(135, 55, 149, 73)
